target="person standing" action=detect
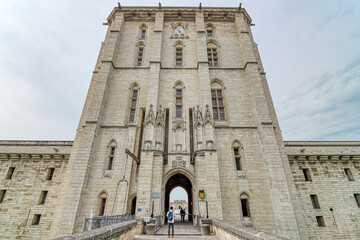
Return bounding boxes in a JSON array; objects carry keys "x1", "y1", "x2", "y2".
[
  {"x1": 180, "y1": 208, "x2": 185, "y2": 222},
  {"x1": 167, "y1": 206, "x2": 175, "y2": 238}
]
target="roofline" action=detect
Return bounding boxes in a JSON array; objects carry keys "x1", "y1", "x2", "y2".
[{"x1": 0, "y1": 140, "x2": 74, "y2": 146}]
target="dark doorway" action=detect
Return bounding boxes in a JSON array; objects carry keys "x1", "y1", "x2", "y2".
[
  {"x1": 165, "y1": 173, "x2": 193, "y2": 223},
  {"x1": 130, "y1": 197, "x2": 137, "y2": 215}
]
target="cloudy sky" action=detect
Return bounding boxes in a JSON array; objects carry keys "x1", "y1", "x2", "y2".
[{"x1": 1, "y1": 0, "x2": 360, "y2": 143}]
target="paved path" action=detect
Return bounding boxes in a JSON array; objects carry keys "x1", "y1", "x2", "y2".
[{"x1": 135, "y1": 215, "x2": 218, "y2": 239}]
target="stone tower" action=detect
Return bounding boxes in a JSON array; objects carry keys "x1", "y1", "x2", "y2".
[{"x1": 54, "y1": 5, "x2": 302, "y2": 239}]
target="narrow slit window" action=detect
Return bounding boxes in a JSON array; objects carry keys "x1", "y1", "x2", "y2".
[
  {"x1": 234, "y1": 147, "x2": 241, "y2": 171},
  {"x1": 207, "y1": 28, "x2": 213, "y2": 36},
  {"x1": 207, "y1": 47, "x2": 218, "y2": 66},
  {"x1": 175, "y1": 89, "x2": 183, "y2": 118},
  {"x1": 108, "y1": 146, "x2": 115, "y2": 170},
  {"x1": 175, "y1": 47, "x2": 183, "y2": 66},
  {"x1": 38, "y1": 191, "x2": 48, "y2": 205},
  {"x1": 316, "y1": 216, "x2": 325, "y2": 227},
  {"x1": 303, "y1": 169, "x2": 312, "y2": 181},
  {"x1": 354, "y1": 194, "x2": 360, "y2": 207},
  {"x1": 137, "y1": 46, "x2": 144, "y2": 66},
  {"x1": 241, "y1": 199, "x2": 250, "y2": 217},
  {"x1": 310, "y1": 195, "x2": 320, "y2": 209},
  {"x1": 0, "y1": 190, "x2": 6, "y2": 204},
  {"x1": 129, "y1": 89, "x2": 138, "y2": 122},
  {"x1": 141, "y1": 28, "x2": 146, "y2": 39},
  {"x1": 211, "y1": 89, "x2": 225, "y2": 120},
  {"x1": 345, "y1": 168, "x2": 354, "y2": 181},
  {"x1": 32, "y1": 214, "x2": 41, "y2": 225},
  {"x1": 99, "y1": 197, "x2": 106, "y2": 216},
  {"x1": 5, "y1": 167, "x2": 15, "y2": 179},
  {"x1": 46, "y1": 168, "x2": 55, "y2": 181}
]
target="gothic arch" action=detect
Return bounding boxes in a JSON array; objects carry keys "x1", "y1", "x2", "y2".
[
  {"x1": 211, "y1": 78, "x2": 226, "y2": 89},
  {"x1": 173, "y1": 80, "x2": 185, "y2": 89},
  {"x1": 128, "y1": 81, "x2": 141, "y2": 90},
  {"x1": 239, "y1": 190, "x2": 252, "y2": 198},
  {"x1": 106, "y1": 137, "x2": 118, "y2": 147},
  {"x1": 173, "y1": 40, "x2": 185, "y2": 48},
  {"x1": 163, "y1": 168, "x2": 195, "y2": 187},
  {"x1": 97, "y1": 189, "x2": 109, "y2": 198},
  {"x1": 231, "y1": 139, "x2": 242, "y2": 148},
  {"x1": 207, "y1": 39, "x2": 220, "y2": 47}
]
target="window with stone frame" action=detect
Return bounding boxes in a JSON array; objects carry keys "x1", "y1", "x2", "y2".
[
  {"x1": 32, "y1": 214, "x2": 41, "y2": 225},
  {"x1": 207, "y1": 42, "x2": 218, "y2": 66},
  {"x1": 240, "y1": 193, "x2": 250, "y2": 217},
  {"x1": 344, "y1": 168, "x2": 354, "y2": 181},
  {"x1": 5, "y1": 167, "x2": 15, "y2": 179},
  {"x1": 316, "y1": 216, "x2": 325, "y2": 227},
  {"x1": 303, "y1": 168, "x2": 312, "y2": 181},
  {"x1": 107, "y1": 145, "x2": 115, "y2": 170},
  {"x1": 136, "y1": 44, "x2": 144, "y2": 66},
  {"x1": 0, "y1": 190, "x2": 6, "y2": 204},
  {"x1": 140, "y1": 27, "x2": 146, "y2": 39},
  {"x1": 206, "y1": 24, "x2": 214, "y2": 36},
  {"x1": 354, "y1": 194, "x2": 360, "y2": 207},
  {"x1": 129, "y1": 87, "x2": 139, "y2": 122},
  {"x1": 46, "y1": 168, "x2": 55, "y2": 181},
  {"x1": 310, "y1": 194, "x2": 320, "y2": 209},
  {"x1": 175, "y1": 89, "x2": 183, "y2": 118},
  {"x1": 175, "y1": 46, "x2": 183, "y2": 66},
  {"x1": 98, "y1": 192, "x2": 107, "y2": 216},
  {"x1": 232, "y1": 141, "x2": 243, "y2": 171},
  {"x1": 38, "y1": 191, "x2": 48, "y2": 205},
  {"x1": 211, "y1": 88, "x2": 225, "y2": 120}
]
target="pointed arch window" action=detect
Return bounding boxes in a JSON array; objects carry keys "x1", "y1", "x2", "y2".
[
  {"x1": 141, "y1": 28, "x2": 146, "y2": 39},
  {"x1": 211, "y1": 82, "x2": 225, "y2": 120},
  {"x1": 129, "y1": 86, "x2": 139, "y2": 122},
  {"x1": 207, "y1": 42, "x2": 218, "y2": 66},
  {"x1": 176, "y1": 46, "x2": 183, "y2": 66}
]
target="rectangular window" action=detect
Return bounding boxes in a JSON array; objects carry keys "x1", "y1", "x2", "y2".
[
  {"x1": 234, "y1": 148, "x2": 241, "y2": 171},
  {"x1": 207, "y1": 48, "x2": 218, "y2": 66},
  {"x1": 176, "y1": 48, "x2": 182, "y2": 66},
  {"x1": 175, "y1": 89, "x2": 182, "y2": 118},
  {"x1": 129, "y1": 90, "x2": 138, "y2": 122},
  {"x1": 354, "y1": 194, "x2": 360, "y2": 207},
  {"x1": 38, "y1": 191, "x2": 48, "y2": 205},
  {"x1": 303, "y1": 169, "x2": 312, "y2": 181},
  {"x1": 32, "y1": 214, "x2": 41, "y2": 225},
  {"x1": 108, "y1": 146, "x2": 115, "y2": 170},
  {"x1": 241, "y1": 199, "x2": 250, "y2": 217},
  {"x1": 316, "y1": 216, "x2": 325, "y2": 227},
  {"x1": 0, "y1": 190, "x2": 6, "y2": 204},
  {"x1": 5, "y1": 167, "x2": 15, "y2": 179},
  {"x1": 137, "y1": 47, "x2": 143, "y2": 66},
  {"x1": 211, "y1": 89, "x2": 225, "y2": 120},
  {"x1": 46, "y1": 168, "x2": 55, "y2": 180},
  {"x1": 99, "y1": 198, "x2": 106, "y2": 216},
  {"x1": 310, "y1": 195, "x2": 320, "y2": 209},
  {"x1": 345, "y1": 168, "x2": 354, "y2": 181}
]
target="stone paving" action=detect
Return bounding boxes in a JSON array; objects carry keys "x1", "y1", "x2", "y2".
[{"x1": 135, "y1": 216, "x2": 218, "y2": 239}]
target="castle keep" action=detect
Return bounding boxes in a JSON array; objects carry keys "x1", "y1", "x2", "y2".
[{"x1": 1, "y1": 5, "x2": 359, "y2": 240}]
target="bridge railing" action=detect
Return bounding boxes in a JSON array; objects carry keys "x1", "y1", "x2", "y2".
[
  {"x1": 196, "y1": 215, "x2": 204, "y2": 229},
  {"x1": 83, "y1": 214, "x2": 135, "y2": 232},
  {"x1": 154, "y1": 215, "x2": 161, "y2": 231}
]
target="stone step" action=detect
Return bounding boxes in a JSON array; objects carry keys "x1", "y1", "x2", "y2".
[{"x1": 134, "y1": 235, "x2": 218, "y2": 239}]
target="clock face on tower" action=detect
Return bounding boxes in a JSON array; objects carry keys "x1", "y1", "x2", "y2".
[{"x1": 174, "y1": 26, "x2": 185, "y2": 35}]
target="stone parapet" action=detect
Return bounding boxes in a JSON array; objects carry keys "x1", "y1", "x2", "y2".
[
  {"x1": 212, "y1": 219, "x2": 289, "y2": 240},
  {"x1": 54, "y1": 220, "x2": 139, "y2": 240}
]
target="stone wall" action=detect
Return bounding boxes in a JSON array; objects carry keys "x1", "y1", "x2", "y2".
[
  {"x1": 0, "y1": 140, "x2": 72, "y2": 239},
  {"x1": 285, "y1": 141, "x2": 360, "y2": 239}
]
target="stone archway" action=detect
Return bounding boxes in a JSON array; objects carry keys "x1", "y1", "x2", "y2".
[{"x1": 164, "y1": 173, "x2": 193, "y2": 223}]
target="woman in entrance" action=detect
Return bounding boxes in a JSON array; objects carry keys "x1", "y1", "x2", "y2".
[{"x1": 167, "y1": 206, "x2": 176, "y2": 238}]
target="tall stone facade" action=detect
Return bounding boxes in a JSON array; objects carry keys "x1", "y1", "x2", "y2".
[{"x1": 0, "y1": 5, "x2": 359, "y2": 240}]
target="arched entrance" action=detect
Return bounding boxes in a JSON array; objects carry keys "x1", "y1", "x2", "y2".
[
  {"x1": 130, "y1": 196, "x2": 137, "y2": 215},
  {"x1": 165, "y1": 173, "x2": 193, "y2": 223}
]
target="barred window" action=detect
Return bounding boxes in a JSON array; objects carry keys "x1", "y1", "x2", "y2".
[
  {"x1": 176, "y1": 89, "x2": 183, "y2": 118},
  {"x1": 211, "y1": 89, "x2": 225, "y2": 120},
  {"x1": 136, "y1": 45, "x2": 144, "y2": 66},
  {"x1": 176, "y1": 47, "x2": 183, "y2": 66},
  {"x1": 129, "y1": 88, "x2": 138, "y2": 122},
  {"x1": 141, "y1": 28, "x2": 146, "y2": 39}
]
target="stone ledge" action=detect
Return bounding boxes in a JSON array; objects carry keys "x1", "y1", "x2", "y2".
[
  {"x1": 212, "y1": 219, "x2": 289, "y2": 240},
  {"x1": 54, "y1": 220, "x2": 137, "y2": 240}
]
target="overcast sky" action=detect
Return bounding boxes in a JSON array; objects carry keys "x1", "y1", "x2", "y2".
[{"x1": 1, "y1": 0, "x2": 359, "y2": 142}]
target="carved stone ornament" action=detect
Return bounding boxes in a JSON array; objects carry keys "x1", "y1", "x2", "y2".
[
  {"x1": 145, "y1": 104, "x2": 155, "y2": 125},
  {"x1": 204, "y1": 104, "x2": 213, "y2": 125},
  {"x1": 172, "y1": 160, "x2": 186, "y2": 168},
  {"x1": 155, "y1": 105, "x2": 165, "y2": 126},
  {"x1": 193, "y1": 105, "x2": 203, "y2": 127}
]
